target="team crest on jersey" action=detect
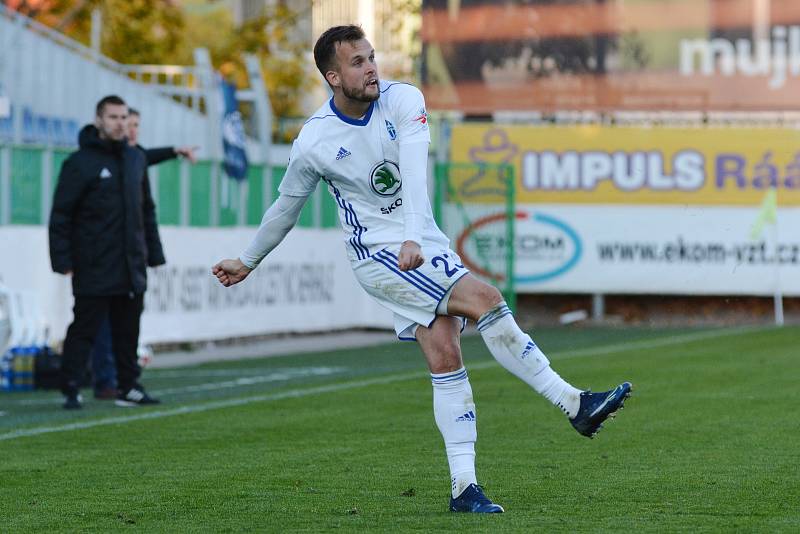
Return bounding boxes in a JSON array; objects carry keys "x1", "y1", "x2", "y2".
[
  {"x1": 385, "y1": 120, "x2": 397, "y2": 140},
  {"x1": 370, "y1": 160, "x2": 402, "y2": 197}
]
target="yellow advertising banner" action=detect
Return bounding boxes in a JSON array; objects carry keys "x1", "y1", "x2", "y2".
[{"x1": 450, "y1": 125, "x2": 800, "y2": 206}]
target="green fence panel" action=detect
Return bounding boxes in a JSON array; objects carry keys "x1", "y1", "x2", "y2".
[
  {"x1": 297, "y1": 192, "x2": 314, "y2": 228},
  {"x1": 270, "y1": 166, "x2": 283, "y2": 200},
  {"x1": 156, "y1": 160, "x2": 181, "y2": 225},
  {"x1": 10, "y1": 147, "x2": 42, "y2": 224},
  {"x1": 1, "y1": 147, "x2": 330, "y2": 229},
  {"x1": 246, "y1": 164, "x2": 265, "y2": 226},
  {"x1": 51, "y1": 149, "x2": 71, "y2": 197},
  {"x1": 189, "y1": 162, "x2": 212, "y2": 227},
  {"x1": 269, "y1": 164, "x2": 316, "y2": 227}
]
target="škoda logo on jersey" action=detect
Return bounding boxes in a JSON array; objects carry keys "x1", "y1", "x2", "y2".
[{"x1": 370, "y1": 160, "x2": 402, "y2": 197}]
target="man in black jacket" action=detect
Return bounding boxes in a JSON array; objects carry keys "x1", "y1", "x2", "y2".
[
  {"x1": 89, "y1": 107, "x2": 197, "y2": 400},
  {"x1": 49, "y1": 95, "x2": 165, "y2": 410}
]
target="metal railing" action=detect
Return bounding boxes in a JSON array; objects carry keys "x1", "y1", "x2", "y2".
[
  {"x1": 0, "y1": 144, "x2": 340, "y2": 229},
  {"x1": 0, "y1": 5, "x2": 275, "y2": 164}
]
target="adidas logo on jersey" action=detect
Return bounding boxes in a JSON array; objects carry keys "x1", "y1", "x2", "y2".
[
  {"x1": 335, "y1": 147, "x2": 351, "y2": 160},
  {"x1": 455, "y1": 410, "x2": 476, "y2": 422}
]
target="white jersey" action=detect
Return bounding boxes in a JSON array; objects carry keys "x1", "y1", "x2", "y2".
[{"x1": 278, "y1": 80, "x2": 450, "y2": 262}]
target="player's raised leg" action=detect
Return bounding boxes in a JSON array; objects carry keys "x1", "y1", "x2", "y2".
[
  {"x1": 415, "y1": 316, "x2": 504, "y2": 513},
  {"x1": 446, "y1": 274, "x2": 631, "y2": 438}
]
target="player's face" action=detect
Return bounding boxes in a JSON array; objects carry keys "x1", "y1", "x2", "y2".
[
  {"x1": 331, "y1": 38, "x2": 379, "y2": 103},
  {"x1": 95, "y1": 103, "x2": 128, "y2": 141},
  {"x1": 127, "y1": 114, "x2": 140, "y2": 146}
]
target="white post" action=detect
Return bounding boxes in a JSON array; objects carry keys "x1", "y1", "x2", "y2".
[
  {"x1": 243, "y1": 54, "x2": 272, "y2": 166},
  {"x1": 592, "y1": 293, "x2": 605, "y2": 322},
  {"x1": 772, "y1": 220, "x2": 784, "y2": 326},
  {"x1": 90, "y1": 9, "x2": 102, "y2": 61},
  {"x1": 10, "y1": 16, "x2": 24, "y2": 145},
  {"x1": 193, "y1": 48, "x2": 223, "y2": 162}
]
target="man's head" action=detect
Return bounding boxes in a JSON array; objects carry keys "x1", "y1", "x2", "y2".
[
  {"x1": 94, "y1": 95, "x2": 128, "y2": 141},
  {"x1": 127, "y1": 108, "x2": 141, "y2": 146},
  {"x1": 313, "y1": 25, "x2": 379, "y2": 103}
]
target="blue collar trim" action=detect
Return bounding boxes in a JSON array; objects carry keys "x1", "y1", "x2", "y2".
[{"x1": 329, "y1": 98, "x2": 375, "y2": 126}]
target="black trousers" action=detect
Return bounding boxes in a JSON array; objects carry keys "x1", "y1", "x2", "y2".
[{"x1": 61, "y1": 293, "x2": 144, "y2": 394}]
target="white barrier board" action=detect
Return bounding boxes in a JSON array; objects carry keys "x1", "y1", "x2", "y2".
[
  {"x1": 0, "y1": 226, "x2": 393, "y2": 345},
  {"x1": 449, "y1": 205, "x2": 800, "y2": 295}
]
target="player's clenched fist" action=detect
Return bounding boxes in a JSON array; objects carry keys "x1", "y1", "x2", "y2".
[
  {"x1": 212, "y1": 258, "x2": 252, "y2": 287},
  {"x1": 398, "y1": 240, "x2": 424, "y2": 271}
]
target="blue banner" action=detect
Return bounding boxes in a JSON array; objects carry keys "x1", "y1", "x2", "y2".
[{"x1": 220, "y1": 78, "x2": 248, "y2": 181}]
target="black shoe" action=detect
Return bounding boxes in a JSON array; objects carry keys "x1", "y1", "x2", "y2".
[
  {"x1": 449, "y1": 484, "x2": 504, "y2": 513},
  {"x1": 115, "y1": 386, "x2": 160, "y2": 407},
  {"x1": 570, "y1": 382, "x2": 632, "y2": 438},
  {"x1": 63, "y1": 392, "x2": 83, "y2": 410}
]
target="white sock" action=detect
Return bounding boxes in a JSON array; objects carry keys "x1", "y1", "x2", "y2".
[
  {"x1": 431, "y1": 367, "x2": 478, "y2": 498},
  {"x1": 477, "y1": 302, "x2": 582, "y2": 418}
]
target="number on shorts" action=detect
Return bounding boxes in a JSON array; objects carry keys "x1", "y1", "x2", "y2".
[{"x1": 431, "y1": 253, "x2": 464, "y2": 278}]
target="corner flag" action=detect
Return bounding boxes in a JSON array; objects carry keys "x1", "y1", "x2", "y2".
[{"x1": 750, "y1": 188, "x2": 777, "y2": 240}]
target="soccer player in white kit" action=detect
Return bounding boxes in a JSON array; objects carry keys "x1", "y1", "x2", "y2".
[{"x1": 213, "y1": 25, "x2": 632, "y2": 513}]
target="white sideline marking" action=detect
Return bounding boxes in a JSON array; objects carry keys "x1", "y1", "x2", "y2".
[
  {"x1": 0, "y1": 371, "x2": 430, "y2": 442},
  {"x1": 149, "y1": 366, "x2": 345, "y2": 396},
  {"x1": 0, "y1": 326, "x2": 766, "y2": 442},
  {"x1": 5, "y1": 366, "x2": 349, "y2": 406},
  {"x1": 549, "y1": 326, "x2": 769, "y2": 360},
  {"x1": 148, "y1": 368, "x2": 320, "y2": 378}
]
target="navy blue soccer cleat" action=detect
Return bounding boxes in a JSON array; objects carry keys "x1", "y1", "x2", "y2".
[
  {"x1": 449, "y1": 484, "x2": 504, "y2": 513},
  {"x1": 570, "y1": 382, "x2": 632, "y2": 438}
]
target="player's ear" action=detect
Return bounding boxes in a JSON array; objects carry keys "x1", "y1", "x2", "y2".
[{"x1": 325, "y1": 69, "x2": 340, "y2": 88}]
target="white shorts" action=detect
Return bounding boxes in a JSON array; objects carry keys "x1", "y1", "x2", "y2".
[{"x1": 353, "y1": 245, "x2": 469, "y2": 341}]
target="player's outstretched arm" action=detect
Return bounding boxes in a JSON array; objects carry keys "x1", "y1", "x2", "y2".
[
  {"x1": 212, "y1": 259, "x2": 252, "y2": 287},
  {"x1": 212, "y1": 194, "x2": 308, "y2": 287}
]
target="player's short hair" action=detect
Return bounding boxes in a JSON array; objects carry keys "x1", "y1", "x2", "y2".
[
  {"x1": 313, "y1": 25, "x2": 365, "y2": 80},
  {"x1": 96, "y1": 95, "x2": 126, "y2": 117},
  {"x1": 128, "y1": 107, "x2": 140, "y2": 117}
]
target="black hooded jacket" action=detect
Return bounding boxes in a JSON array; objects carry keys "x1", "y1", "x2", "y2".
[{"x1": 48, "y1": 125, "x2": 166, "y2": 296}]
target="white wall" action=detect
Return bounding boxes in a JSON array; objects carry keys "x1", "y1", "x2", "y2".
[{"x1": 0, "y1": 226, "x2": 393, "y2": 346}]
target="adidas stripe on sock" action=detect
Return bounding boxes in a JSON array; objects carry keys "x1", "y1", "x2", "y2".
[{"x1": 477, "y1": 303, "x2": 582, "y2": 418}]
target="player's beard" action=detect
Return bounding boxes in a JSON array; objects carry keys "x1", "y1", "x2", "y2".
[{"x1": 342, "y1": 82, "x2": 379, "y2": 103}]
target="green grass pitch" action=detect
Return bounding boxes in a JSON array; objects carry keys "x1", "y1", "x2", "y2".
[{"x1": 1, "y1": 325, "x2": 798, "y2": 532}]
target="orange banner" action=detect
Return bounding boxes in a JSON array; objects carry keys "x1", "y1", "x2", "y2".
[{"x1": 421, "y1": 0, "x2": 800, "y2": 112}]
